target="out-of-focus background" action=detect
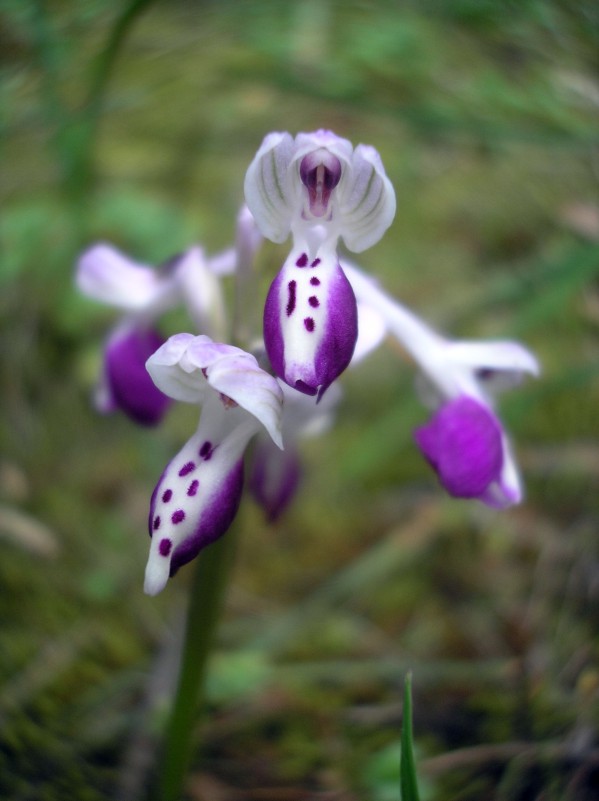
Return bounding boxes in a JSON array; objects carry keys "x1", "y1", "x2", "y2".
[{"x1": 1, "y1": 1, "x2": 599, "y2": 799}]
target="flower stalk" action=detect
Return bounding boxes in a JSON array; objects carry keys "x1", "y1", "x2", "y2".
[{"x1": 156, "y1": 527, "x2": 237, "y2": 801}]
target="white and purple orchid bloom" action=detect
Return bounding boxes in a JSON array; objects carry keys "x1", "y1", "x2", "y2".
[
  {"x1": 76, "y1": 242, "x2": 236, "y2": 425},
  {"x1": 143, "y1": 334, "x2": 283, "y2": 595},
  {"x1": 343, "y1": 262, "x2": 540, "y2": 508},
  {"x1": 244, "y1": 130, "x2": 396, "y2": 401}
]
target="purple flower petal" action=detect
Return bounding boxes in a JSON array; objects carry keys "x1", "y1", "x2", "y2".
[
  {"x1": 105, "y1": 327, "x2": 170, "y2": 426},
  {"x1": 414, "y1": 396, "x2": 504, "y2": 499},
  {"x1": 263, "y1": 251, "x2": 358, "y2": 400}
]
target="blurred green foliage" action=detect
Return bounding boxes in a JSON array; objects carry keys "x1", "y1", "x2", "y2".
[{"x1": 1, "y1": 0, "x2": 599, "y2": 798}]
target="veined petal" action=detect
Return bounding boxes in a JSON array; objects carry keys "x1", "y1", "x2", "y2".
[
  {"x1": 144, "y1": 398, "x2": 253, "y2": 595},
  {"x1": 336, "y1": 144, "x2": 396, "y2": 252},
  {"x1": 103, "y1": 325, "x2": 171, "y2": 426},
  {"x1": 244, "y1": 132, "x2": 297, "y2": 243},
  {"x1": 77, "y1": 244, "x2": 169, "y2": 310},
  {"x1": 264, "y1": 248, "x2": 358, "y2": 400}
]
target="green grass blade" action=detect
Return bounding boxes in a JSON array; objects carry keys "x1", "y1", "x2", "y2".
[{"x1": 400, "y1": 673, "x2": 421, "y2": 801}]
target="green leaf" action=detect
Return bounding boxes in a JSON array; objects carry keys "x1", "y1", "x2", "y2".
[{"x1": 400, "y1": 673, "x2": 421, "y2": 801}]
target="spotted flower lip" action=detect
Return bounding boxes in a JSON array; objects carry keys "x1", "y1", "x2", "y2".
[
  {"x1": 263, "y1": 245, "x2": 358, "y2": 400},
  {"x1": 143, "y1": 335, "x2": 285, "y2": 595}
]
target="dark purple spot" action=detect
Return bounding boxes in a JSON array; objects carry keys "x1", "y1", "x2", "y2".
[
  {"x1": 308, "y1": 295, "x2": 319, "y2": 308},
  {"x1": 295, "y1": 253, "x2": 308, "y2": 267},
  {"x1": 286, "y1": 280, "x2": 297, "y2": 316},
  {"x1": 161, "y1": 489, "x2": 172, "y2": 503},
  {"x1": 199, "y1": 441, "x2": 214, "y2": 460},
  {"x1": 304, "y1": 317, "x2": 315, "y2": 332},
  {"x1": 310, "y1": 276, "x2": 320, "y2": 286},
  {"x1": 178, "y1": 461, "x2": 196, "y2": 477},
  {"x1": 187, "y1": 479, "x2": 199, "y2": 497},
  {"x1": 153, "y1": 515, "x2": 161, "y2": 531},
  {"x1": 310, "y1": 258, "x2": 321, "y2": 267},
  {"x1": 159, "y1": 538, "x2": 172, "y2": 557},
  {"x1": 171, "y1": 509, "x2": 185, "y2": 524}
]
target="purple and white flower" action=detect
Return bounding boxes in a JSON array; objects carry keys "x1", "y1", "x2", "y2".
[
  {"x1": 244, "y1": 130, "x2": 396, "y2": 400},
  {"x1": 76, "y1": 243, "x2": 235, "y2": 425},
  {"x1": 343, "y1": 261, "x2": 540, "y2": 507},
  {"x1": 143, "y1": 334, "x2": 283, "y2": 595}
]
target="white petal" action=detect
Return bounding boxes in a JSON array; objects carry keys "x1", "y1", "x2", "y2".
[
  {"x1": 291, "y1": 130, "x2": 353, "y2": 169},
  {"x1": 146, "y1": 333, "x2": 208, "y2": 403},
  {"x1": 206, "y1": 246, "x2": 236, "y2": 276},
  {"x1": 175, "y1": 247, "x2": 226, "y2": 338},
  {"x1": 195, "y1": 348, "x2": 284, "y2": 449},
  {"x1": 244, "y1": 132, "x2": 297, "y2": 243},
  {"x1": 76, "y1": 244, "x2": 165, "y2": 310},
  {"x1": 448, "y1": 341, "x2": 541, "y2": 377},
  {"x1": 352, "y1": 302, "x2": 388, "y2": 364},
  {"x1": 337, "y1": 145, "x2": 396, "y2": 252},
  {"x1": 482, "y1": 435, "x2": 523, "y2": 509}
]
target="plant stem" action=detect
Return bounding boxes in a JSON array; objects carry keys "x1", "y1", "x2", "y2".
[{"x1": 158, "y1": 530, "x2": 237, "y2": 801}]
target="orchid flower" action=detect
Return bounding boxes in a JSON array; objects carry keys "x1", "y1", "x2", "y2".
[
  {"x1": 244, "y1": 130, "x2": 396, "y2": 400},
  {"x1": 343, "y1": 262, "x2": 540, "y2": 508},
  {"x1": 143, "y1": 334, "x2": 283, "y2": 595},
  {"x1": 76, "y1": 242, "x2": 234, "y2": 425}
]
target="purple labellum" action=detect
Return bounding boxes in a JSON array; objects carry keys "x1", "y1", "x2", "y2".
[
  {"x1": 169, "y1": 460, "x2": 245, "y2": 575},
  {"x1": 414, "y1": 395, "x2": 504, "y2": 499},
  {"x1": 263, "y1": 257, "x2": 358, "y2": 401},
  {"x1": 105, "y1": 327, "x2": 171, "y2": 426}
]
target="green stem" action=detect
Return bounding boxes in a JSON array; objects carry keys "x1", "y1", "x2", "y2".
[
  {"x1": 31, "y1": 0, "x2": 155, "y2": 211},
  {"x1": 158, "y1": 530, "x2": 237, "y2": 801}
]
